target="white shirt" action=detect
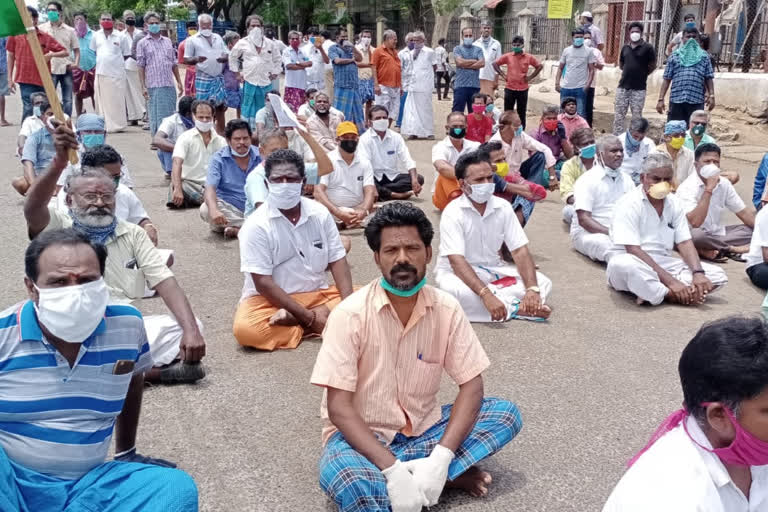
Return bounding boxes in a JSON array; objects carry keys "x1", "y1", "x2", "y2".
[
  {"x1": 618, "y1": 133, "x2": 656, "y2": 183},
  {"x1": 431, "y1": 137, "x2": 480, "y2": 194},
  {"x1": 322, "y1": 39, "x2": 334, "y2": 71},
  {"x1": 171, "y1": 128, "x2": 228, "y2": 185},
  {"x1": 409, "y1": 46, "x2": 436, "y2": 93},
  {"x1": 89, "y1": 30, "x2": 131, "y2": 79},
  {"x1": 746, "y1": 207, "x2": 768, "y2": 269},
  {"x1": 358, "y1": 128, "x2": 415, "y2": 181},
  {"x1": 302, "y1": 44, "x2": 325, "y2": 84},
  {"x1": 157, "y1": 113, "x2": 191, "y2": 145},
  {"x1": 229, "y1": 36, "x2": 281, "y2": 87},
  {"x1": 399, "y1": 48, "x2": 414, "y2": 91},
  {"x1": 19, "y1": 116, "x2": 44, "y2": 138},
  {"x1": 610, "y1": 185, "x2": 692, "y2": 256},
  {"x1": 572, "y1": 166, "x2": 635, "y2": 232},
  {"x1": 434, "y1": 45, "x2": 447, "y2": 72},
  {"x1": 320, "y1": 149, "x2": 375, "y2": 208},
  {"x1": 603, "y1": 416, "x2": 768, "y2": 512},
  {"x1": 184, "y1": 32, "x2": 228, "y2": 77},
  {"x1": 437, "y1": 195, "x2": 528, "y2": 273},
  {"x1": 489, "y1": 131, "x2": 557, "y2": 171},
  {"x1": 282, "y1": 47, "x2": 308, "y2": 89},
  {"x1": 56, "y1": 183, "x2": 148, "y2": 225},
  {"x1": 239, "y1": 197, "x2": 347, "y2": 300},
  {"x1": 676, "y1": 173, "x2": 746, "y2": 237},
  {"x1": 473, "y1": 37, "x2": 502, "y2": 81}
]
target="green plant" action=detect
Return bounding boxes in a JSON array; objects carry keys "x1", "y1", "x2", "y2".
[{"x1": 167, "y1": 5, "x2": 191, "y2": 20}]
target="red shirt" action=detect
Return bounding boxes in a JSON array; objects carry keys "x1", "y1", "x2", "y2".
[
  {"x1": 493, "y1": 52, "x2": 540, "y2": 91},
  {"x1": 7, "y1": 30, "x2": 66, "y2": 86},
  {"x1": 466, "y1": 114, "x2": 493, "y2": 143}
]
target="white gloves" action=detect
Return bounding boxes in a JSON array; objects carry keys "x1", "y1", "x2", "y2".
[
  {"x1": 402, "y1": 444, "x2": 455, "y2": 506},
  {"x1": 382, "y1": 459, "x2": 428, "y2": 512}
]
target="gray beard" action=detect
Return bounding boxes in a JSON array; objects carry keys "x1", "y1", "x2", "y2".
[{"x1": 71, "y1": 207, "x2": 115, "y2": 227}]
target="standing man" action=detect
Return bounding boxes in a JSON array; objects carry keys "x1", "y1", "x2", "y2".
[
  {"x1": 137, "y1": 12, "x2": 184, "y2": 137},
  {"x1": 555, "y1": 28, "x2": 595, "y2": 118},
  {"x1": 667, "y1": 13, "x2": 697, "y2": 55},
  {"x1": 0, "y1": 37, "x2": 9, "y2": 126},
  {"x1": 356, "y1": 29, "x2": 375, "y2": 123},
  {"x1": 312, "y1": 202, "x2": 523, "y2": 510},
  {"x1": 613, "y1": 22, "x2": 656, "y2": 135},
  {"x1": 474, "y1": 20, "x2": 501, "y2": 96},
  {"x1": 40, "y1": 1, "x2": 79, "y2": 117},
  {"x1": 303, "y1": 28, "x2": 329, "y2": 92},
  {"x1": 72, "y1": 12, "x2": 96, "y2": 117},
  {"x1": 328, "y1": 29, "x2": 364, "y2": 132},
  {"x1": 184, "y1": 14, "x2": 230, "y2": 134},
  {"x1": 396, "y1": 33, "x2": 414, "y2": 129},
  {"x1": 372, "y1": 30, "x2": 401, "y2": 124},
  {"x1": 582, "y1": 30, "x2": 604, "y2": 127},
  {"x1": 7, "y1": 7, "x2": 67, "y2": 122},
  {"x1": 322, "y1": 30, "x2": 335, "y2": 101},
  {"x1": 452, "y1": 27, "x2": 484, "y2": 114},
  {"x1": 580, "y1": 11, "x2": 604, "y2": 51},
  {"x1": 122, "y1": 10, "x2": 145, "y2": 126},
  {"x1": 264, "y1": 27, "x2": 285, "y2": 92},
  {"x1": 434, "y1": 38, "x2": 450, "y2": 101},
  {"x1": 230, "y1": 15, "x2": 281, "y2": 131},
  {"x1": 283, "y1": 31, "x2": 312, "y2": 112},
  {"x1": 492, "y1": 35, "x2": 542, "y2": 129},
  {"x1": 89, "y1": 12, "x2": 131, "y2": 132},
  {"x1": 401, "y1": 31, "x2": 436, "y2": 140},
  {"x1": 657, "y1": 28, "x2": 715, "y2": 123}
]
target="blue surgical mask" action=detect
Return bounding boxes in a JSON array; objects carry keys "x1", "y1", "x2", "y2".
[
  {"x1": 580, "y1": 143, "x2": 597, "y2": 159},
  {"x1": 515, "y1": 125, "x2": 523, "y2": 137},
  {"x1": 82, "y1": 133, "x2": 105, "y2": 148},
  {"x1": 33, "y1": 106, "x2": 42, "y2": 117},
  {"x1": 380, "y1": 276, "x2": 426, "y2": 298},
  {"x1": 407, "y1": 42, "x2": 415, "y2": 50},
  {"x1": 463, "y1": 37, "x2": 473, "y2": 46},
  {"x1": 148, "y1": 24, "x2": 161, "y2": 34},
  {"x1": 309, "y1": 36, "x2": 315, "y2": 44},
  {"x1": 573, "y1": 37, "x2": 584, "y2": 47},
  {"x1": 685, "y1": 21, "x2": 696, "y2": 29}
]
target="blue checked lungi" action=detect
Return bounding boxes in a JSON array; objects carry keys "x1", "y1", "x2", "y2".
[
  {"x1": 147, "y1": 86, "x2": 177, "y2": 137},
  {"x1": 319, "y1": 397, "x2": 521, "y2": 512},
  {"x1": 358, "y1": 78, "x2": 374, "y2": 103},
  {"x1": 194, "y1": 73, "x2": 227, "y2": 106},
  {"x1": 0, "y1": 444, "x2": 198, "y2": 512},
  {"x1": 333, "y1": 86, "x2": 365, "y2": 132},
  {"x1": 226, "y1": 87, "x2": 243, "y2": 109},
  {"x1": 242, "y1": 81, "x2": 271, "y2": 130},
  {"x1": 512, "y1": 196, "x2": 535, "y2": 225}
]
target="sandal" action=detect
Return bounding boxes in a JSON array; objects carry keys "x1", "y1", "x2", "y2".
[{"x1": 725, "y1": 252, "x2": 747, "y2": 262}]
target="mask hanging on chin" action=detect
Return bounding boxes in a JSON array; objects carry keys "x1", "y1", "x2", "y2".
[
  {"x1": 34, "y1": 279, "x2": 110, "y2": 343},
  {"x1": 380, "y1": 276, "x2": 426, "y2": 298}
]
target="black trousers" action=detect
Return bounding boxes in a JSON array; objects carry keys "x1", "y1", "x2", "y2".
[
  {"x1": 504, "y1": 89, "x2": 529, "y2": 129},
  {"x1": 668, "y1": 102, "x2": 705, "y2": 124},
  {"x1": 435, "y1": 71, "x2": 450, "y2": 100},
  {"x1": 585, "y1": 87, "x2": 595, "y2": 127},
  {"x1": 375, "y1": 173, "x2": 425, "y2": 201},
  {"x1": 747, "y1": 263, "x2": 768, "y2": 290}
]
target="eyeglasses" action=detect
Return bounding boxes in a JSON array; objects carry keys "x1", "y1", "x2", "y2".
[{"x1": 78, "y1": 192, "x2": 115, "y2": 203}]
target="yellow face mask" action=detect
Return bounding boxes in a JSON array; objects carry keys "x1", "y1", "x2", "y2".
[
  {"x1": 648, "y1": 181, "x2": 672, "y2": 200},
  {"x1": 668, "y1": 136, "x2": 685, "y2": 150},
  {"x1": 495, "y1": 162, "x2": 509, "y2": 177}
]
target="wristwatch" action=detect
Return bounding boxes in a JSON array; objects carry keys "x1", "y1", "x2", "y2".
[{"x1": 526, "y1": 286, "x2": 541, "y2": 294}]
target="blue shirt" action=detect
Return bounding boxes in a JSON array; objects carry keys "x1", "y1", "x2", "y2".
[
  {"x1": 328, "y1": 44, "x2": 359, "y2": 89},
  {"x1": 206, "y1": 145, "x2": 261, "y2": 212},
  {"x1": 21, "y1": 127, "x2": 56, "y2": 175},
  {"x1": 753, "y1": 153, "x2": 768, "y2": 209},
  {"x1": 0, "y1": 38, "x2": 7, "y2": 74},
  {"x1": 663, "y1": 54, "x2": 714, "y2": 105},
  {"x1": 0, "y1": 300, "x2": 152, "y2": 479},
  {"x1": 452, "y1": 43, "x2": 483, "y2": 89},
  {"x1": 78, "y1": 30, "x2": 96, "y2": 71}
]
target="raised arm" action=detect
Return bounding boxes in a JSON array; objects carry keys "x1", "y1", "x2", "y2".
[{"x1": 297, "y1": 127, "x2": 333, "y2": 176}]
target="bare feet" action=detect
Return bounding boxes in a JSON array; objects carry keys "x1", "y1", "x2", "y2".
[
  {"x1": 446, "y1": 467, "x2": 492, "y2": 498},
  {"x1": 729, "y1": 244, "x2": 749, "y2": 254},
  {"x1": 0, "y1": 120, "x2": 11, "y2": 127},
  {"x1": 390, "y1": 191, "x2": 413, "y2": 200},
  {"x1": 224, "y1": 226, "x2": 240, "y2": 239},
  {"x1": 269, "y1": 308, "x2": 299, "y2": 326},
  {"x1": 535, "y1": 304, "x2": 552, "y2": 319}
]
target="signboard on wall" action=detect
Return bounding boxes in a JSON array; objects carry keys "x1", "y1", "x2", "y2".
[{"x1": 548, "y1": 0, "x2": 573, "y2": 19}]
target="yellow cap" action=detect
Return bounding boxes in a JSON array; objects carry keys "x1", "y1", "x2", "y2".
[{"x1": 336, "y1": 121, "x2": 358, "y2": 137}]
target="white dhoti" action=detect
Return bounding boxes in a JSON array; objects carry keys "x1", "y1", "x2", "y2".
[
  {"x1": 571, "y1": 228, "x2": 613, "y2": 262},
  {"x1": 143, "y1": 314, "x2": 205, "y2": 366},
  {"x1": 401, "y1": 91, "x2": 433, "y2": 138},
  {"x1": 562, "y1": 204, "x2": 575, "y2": 225},
  {"x1": 435, "y1": 264, "x2": 552, "y2": 323},
  {"x1": 94, "y1": 74, "x2": 128, "y2": 133},
  {"x1": 606, "y1": 253, "x2": 728, "y2": 306},
  {"x1": 125, "y1": 67, "x2": 146, "y2": 121},
  {"x1": 374, "y1": 85, "x2": 401, "y2": 121}
]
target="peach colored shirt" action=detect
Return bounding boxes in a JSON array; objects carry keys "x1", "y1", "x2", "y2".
[{"x1": 310, "y1": 280, "x2": 490, "y2": 445}]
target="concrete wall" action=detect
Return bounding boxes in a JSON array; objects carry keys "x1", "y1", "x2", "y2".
[{"x1": 537, "y1": 60, "x2": 768, "y2": 117}]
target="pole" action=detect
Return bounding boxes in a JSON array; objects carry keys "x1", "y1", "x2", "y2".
[{"x1": 13, "y1": 0, "x2": 77, "y2": 164}]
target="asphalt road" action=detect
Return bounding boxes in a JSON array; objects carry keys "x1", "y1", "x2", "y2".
[{"x1": 0, "y1": 95, "x2": 764, "y2": 512}]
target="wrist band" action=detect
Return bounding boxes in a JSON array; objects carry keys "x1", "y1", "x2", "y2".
[
  {"x1": 479, "y1": 287, "x2": 491, "y2": 297},
  {"x1": 692, "y1": 269, "x2": 706, "y2": 274},
  {"x1": 114, "y1": 446, "x2": 136, "y2": 458}
]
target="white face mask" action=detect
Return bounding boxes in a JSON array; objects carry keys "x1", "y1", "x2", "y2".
[
  {"x1": 700, "y1": 163, "x2": 720, "y2": 179},
  {"x1": 249, "y1": 27, "x2": 263, "y2": 46},
  {"x1": 361, "y1": 36, "x2": 371, "y2": 47},
  {"x1": 372, "y1": 119, "x2": 389, "y2": 132},
  {"x1": 231, "y1": 146, "x2": 250, "y2": 158},
  {"x1": 195, "y1": 119, "x2": 213, "y2": 132},
  {"x1": 468, "y1": 183, "x2": 495, "y2": 204},
  {"x1": 200, "y1": 29, "x2": 212, "y2": 37},
  {"x1": 268, "y1": 182, "x2": 303, "y2": 210},
  {"x1": 34, "y1": 278, "x2": 109, "y2": 343},
  {"x1": 630, "y1": 32, "x2": 642, "y2": 42},
  {"x1": 584, "y1": 39, "x2": 592, "y2": 47}
]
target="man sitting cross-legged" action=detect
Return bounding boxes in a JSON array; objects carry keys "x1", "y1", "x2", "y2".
[
  {"x1": 435, "y1": 151, "x2": 552, "y2": 322},
  {"x1": 675, "y1": 142, "x2": 755, "y2": 262},
  {"x1": 25, "y1": 121, "x2": 206, "y2": 383},
  {"x1": 233, "y1": 149, "x2": 354, "y2": 351},
  {"x1": 606, "y1": 152, "x2": 728, "y2": 305},
  {"x1": 0, "y1": 229, "x2": 198, "y2": 512},
  {"x1": 570, "y1": 135, "x2": 634, "y2": 262},
  {"x1": 311, "y1": 201, "x2": 523, "y2": 512}
]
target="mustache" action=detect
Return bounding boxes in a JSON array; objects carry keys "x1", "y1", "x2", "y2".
[{"x1": 390, "y1": 263, "x2": 418, "y2": 275}]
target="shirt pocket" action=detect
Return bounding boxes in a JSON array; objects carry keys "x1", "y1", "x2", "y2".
[
  {"x1": 307, "y1": 237, "x2": 330, "y2": 273},
  {"x1": 407, "y1": 359, "x2": 444, "y2": 409}
]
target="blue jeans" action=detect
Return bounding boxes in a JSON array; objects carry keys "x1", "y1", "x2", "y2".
[
  {"x1": 395, "y1": 91, "x2": 408, "y2": 127},
  {"x1": 559, "y1": 87, "x2": 587, "y2": 118},
  {"x1": 52, "y1": 71, "x2": 73, "y2": 116},
  {"x1": 521, "y1": 151, "x2": 548, "y2": 186},
  {"x1": 157, "y1": 150, "x2": 173, "y2": 175},
  {"x1": 19, "y1": 83, "x2": 45, "y2": 122},
  {"x1": 453, "y1": 86, "x2": 480, "y2": 114}
]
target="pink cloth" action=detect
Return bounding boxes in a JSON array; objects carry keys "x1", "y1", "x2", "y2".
[
  {"x1": 284, "y1": 87, "x2": 305, "y2": 113},
  {"x1": 627, "y1": 408, "x2": 687, "y2": 467}
]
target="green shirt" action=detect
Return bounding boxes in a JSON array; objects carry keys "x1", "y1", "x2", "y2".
[{"x1": 684, "y1": 131, "x2": 716, "y2": 150}]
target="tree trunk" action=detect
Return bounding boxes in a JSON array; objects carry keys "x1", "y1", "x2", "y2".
[{"x1": 431, "y1": 14, "x2": 452, "y2": 47}]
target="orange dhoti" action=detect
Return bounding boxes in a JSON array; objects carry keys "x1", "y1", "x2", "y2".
[
  {"x1": 232, "y1": 287, "x2": 343, "y2": 351},
  {"x1": 432, "y1": 175, "x2": 462, "y2": 210}
]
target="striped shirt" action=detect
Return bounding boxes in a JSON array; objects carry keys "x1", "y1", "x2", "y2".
[
  {"x1": 136, "y1": 34, "x2": 176, "y2": 89},
  {"x1": 311, "y1": 280, "x2": 490, "y2": 445},
  {"x1": 0, "y1": 300, "x2": 152, "y2": 479}
]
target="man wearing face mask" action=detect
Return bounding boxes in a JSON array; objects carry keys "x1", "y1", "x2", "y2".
[
  {"x1": 307, "y1": 91, "x2": 345, "y2": 151},
  {"x1": 359, "y1": 105, "x2": 423, "y2": 200},
  {"x1": 560, "y1": 127, "x2": 598, "y2": 224},
  {"x1": 581, "y1": 31, "x2": 604, "y2": 127},
  {"x1": 473, "y1": 20, "x2": 502, "y2": 96},
  {"x1": 372, "y1": 30, "x2": 402, "y2": 124},
  {"x1": 452, "y1": 28, "x2": 485, "y2": 114},
  {"x1": 604, "y1": 316, "x2": 768, "y2": 511},
  {"x1": 570, "y1": 135, "x2": 635, "y2": 262},
  {"x1": 657, "y1": 120, "x2": 696, "y2": 187},
  {"x1": 312, "y1": 202, "x2": 522, "y2": 511},
  {"x1": 684, "y1": 110, "x2": 716, "y2": 150},
  {"x1": 618, "y1": 117, "x2": 656, "y2": 185},
  {"x1": 169, "y1": 100, "x2": 227, "y2": 208},
  {"x1": 72, "y1": 11, "x2": 96, "y2": 117},
  {"x1": 19, "y1": 100, "x2": 57, "y2": 193},
  {"x1": 606, "y1": 152, "x2": 727, "y2": 306},
  {"x1": 580, "y1": 11, "x2": 604, "y2": 51},
  {"x1": 432, "y1": 112, "x2": 481, "y2": 210},
  {"x1": 16, "y1": 92, "x2": 55, "y2": 159},
  {"x1": 234, "y1": 149, "x2": 353, "y2": 351},
  {"x1": 315, "y1": 122, "x2": 376, "y2": 229},
  {"x1": 395, "y1": 33, "x2": 414, "y2": 128},
  {"x1": 89, "y1": 12, "x2": 132, "y2": 132},
  {"x1": 264, "y1": 27, "x2": 286, "y2": 92},
  {"x1": 491, "y1": 110, "x2": 557, "y2": 192},
  {"x1": 39, "y1": 1, "x2": 80, "y2": 118},
  {"x1": 676, "y1": 143, "x2": 755, "y2": 262},
  {"x1": 355, "y1": 29, "x2": 375, "y2": 124},
  {"x1": 401, "y1": 31, "x2": 436, "y2": 140},
  {"x1": 302, "y1": 28, "x2": 329, "y2": 93},
  {"x1": 555, "y1": 28, "x2": 596, "y2": 119},
  {"x1": 666, "y1": 13, "x2": 697, "y2": 56},
  {"x1": 0, "y1": 229, "x2": 199, "y2": 511},
  {"x1": 533, "y1": 104, "x2": 574, "y2": 167},
  {"x1": 283, "y1": 30, "x2": 312, "y2": 113},
  {"x1": 492, "y1": 35, "x2": 542, "y2": 129},
  {"x1": 436, "y1": 151, "x2": 552, "y2": 322},
  {"x1": 613, "y1": 23, "x2": 656, "y2": 135},
  {"x1": 557, "y1": 96, "x2": 589, "y2": 139},
  {"x1": 328, "y1": 28, "x2": 365, "y2": 132},
  {"x1": 121, "y1": 10, "x2": 147, "y2": 127}
]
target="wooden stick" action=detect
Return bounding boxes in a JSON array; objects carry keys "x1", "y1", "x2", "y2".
[{"x1": 13, "y1": 0, "x2": 77, "y2": 164}]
